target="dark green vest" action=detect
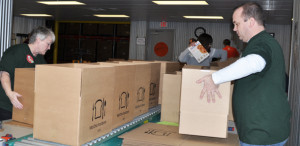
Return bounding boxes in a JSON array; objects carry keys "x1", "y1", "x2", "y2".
[{"x1": 233, "y1": 31, "x2": 291, "y2": 145}]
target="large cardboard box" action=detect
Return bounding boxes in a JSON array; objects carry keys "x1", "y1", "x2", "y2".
[
  {"x1": 96, "y1": 62, "x2": 136, "y2": 129},
  {"x1": 154, "y1": 61, "x2": 181, "y2": 104},
  {"x1": 12, "y1": 68, "x2": 35, "y2": 125},
  {"x1": 180, "y1": 66, "x2": 231, "y2": 138},
  {"x1": 160, "y1": 73, "x2": 182, "y2": 123},
  {"x1": 210, "y1": 57, "x2": 239, "y2": 69},
  {"x1": 118, "y1": 62, "x2": 151, "y2": 117},
  {"x1": 34, "y1": 64, "x2": 115, "y2": 146},
  {"x1": 228, "y1": 83, "x2": 234, "y2": 121},
  {"x1": 119, "y1": 123, "x2": 239, "y2": 146},
  {"x1": 131, "y1": 61, "x2": 161, "y2": 108}
]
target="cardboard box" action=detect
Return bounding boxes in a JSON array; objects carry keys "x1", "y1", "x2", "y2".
[
  {"x1": 161, "y1": 73, "x2": 182, "y2": 123},
  {"x1": 154, "y1": 61, "x2": 181, "y2": 104},
  {"x1": 34, "y1": 64, "x2": 115, "y2": 146},
  {"x1": 119, "y1": 123, "x2": 239, "y2": 146},
  {"x1": 228, "y1": 83, "x2": 234, "y2": 121},
  {"x1": 180, "y1": 66, "x2": 231, "y2": 138},
  {"x1": 12, "y1": 68, "x2": 35, "y2": 125},
  {"x1": 96, "y1": 62, "x2": 136, "y2": 129},
  {"x1": 118, "y1": 62, "x2": 151, "y2": 117},
  {"x1": 210, "y1": 57, "x2": 239, "y2": 69},
  {"x1": 131, "y1": 61, "x2": 161, "y2": 109}
]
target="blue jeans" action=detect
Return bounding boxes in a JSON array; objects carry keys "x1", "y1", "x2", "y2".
[{"x1": 240, "y1": 139, "x2": 288, "y2": 146}]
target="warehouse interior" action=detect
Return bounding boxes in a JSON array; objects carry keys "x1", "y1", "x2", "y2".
[{"x1": 0, "y1": 0, "x2": 300, "y2": 145}]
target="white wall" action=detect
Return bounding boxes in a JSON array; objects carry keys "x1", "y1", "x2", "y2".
[
  {"x1": 12, "y1": 16, "x2": 45, "y2": 45},
  {"x1": 129, "y1": 21, "x2": 291, "y2": 72}
]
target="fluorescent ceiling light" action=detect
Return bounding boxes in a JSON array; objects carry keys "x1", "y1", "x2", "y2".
[
  {"x1": 94, "y1": 14, "x2": 129, "y2": 18},
  {"x1": 37, "y1": 1, "x2": 85, "y2": 5},
  {"x1": 21, "y1": 14, "x2": 52, "y2": 17},
  {"x1": 184, "y1": 16, "x2": 224, "y2": 19},
  {"x1": 152, "y1": 1, "x2": 208, "y2": 5}
]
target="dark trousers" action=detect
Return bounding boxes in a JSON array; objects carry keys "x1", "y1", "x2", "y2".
[
  {"x1": 0, "y1": 108, "x2": 11, "y2": 129},
  {"x1": 0, "y1": 108, "x2": 12, "y2": 121}
]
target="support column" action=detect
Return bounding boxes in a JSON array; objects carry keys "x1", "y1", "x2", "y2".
[{"x1": 0, "y1": 0, "x2": 13, "y2": 58}]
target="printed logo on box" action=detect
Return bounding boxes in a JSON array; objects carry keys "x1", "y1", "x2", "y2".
[
  {"x1": 92, "y1": 98, "x2": 107, "y2": 121},
  {"x1": 137, "y1": 87, "x2": 145, "y2": 102},
  {"x1": 149, "y1": 83, "x2": 157, "y2": 96},
  {"x1": 144, "y1": 128, "x2": 175, "y2": 136},
  {"x1": 119, "y1": 92, "x2": 130, "y2": 109}
]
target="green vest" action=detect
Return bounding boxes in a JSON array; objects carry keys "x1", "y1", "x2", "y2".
[
  {"x1": 0, "y1": 44, "x2": 47, "y2": 112},
  {"x1": 233, "y1": 31, "x2": 291, "y2": 145}
]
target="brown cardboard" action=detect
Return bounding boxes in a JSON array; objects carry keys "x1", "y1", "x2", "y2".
[
  {"x1": 34, "y1": 64, "x2": 115, "y2": 146},
  {"x1": 210, "y1": 57, "x2": 239, "y2": 69},
  {"x1": 180, "y1": 67, "x2": 231, "y2": 138},
  {"x1": 161, "y1": 74, "x2": 182, "y2": 123},
  {"x1": 12, "y1": 68, "x2": 35, "y2": 125},
  {"x1": 154, "y1": 61, "x2": 181, "y2": 104},
  {"x1": 181, "y1": 133, "x2": 239, "y2": 146},
  {"x1": 131, "y1": 61, "x2": 161, "y2": 109},
  {"x1": 119, "y1": 123, "x2": 189, "y2": 146},
  {"x1": 96, "y1": 62, "x2": 136, "y2": 129},
  {"x1": 119, "y1": 123, "x2": 239, "y2": 146},
  {"x1": 118, "y1": 62, "x2": 151, "y2": 117},
  {"x1": 228, "y1": 83, "x2": 234, "y2": 121}
]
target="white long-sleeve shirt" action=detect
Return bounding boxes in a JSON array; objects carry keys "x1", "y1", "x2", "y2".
[{"x1": 212, "y1": 54, "x2": 266, "y2": 84}]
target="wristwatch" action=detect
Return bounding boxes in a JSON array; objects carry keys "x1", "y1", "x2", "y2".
[{"x1": 194, "y1": 27, "x2": 206, "y2": 38}]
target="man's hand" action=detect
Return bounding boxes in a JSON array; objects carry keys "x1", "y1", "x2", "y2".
[
  {"x1": 196, "y1": 75, "x2": 222, "y2": 103},
  {"x1": 7, "y1": 91, "x2": 23, "y2": 109}
]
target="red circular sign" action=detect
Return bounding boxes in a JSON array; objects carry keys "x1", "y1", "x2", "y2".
[{"x1": 154, "y1": 42, "x2": 168, "y2": 57}]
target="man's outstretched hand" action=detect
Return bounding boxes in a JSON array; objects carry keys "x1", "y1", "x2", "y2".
[{"x1": 196, "y1": 75, "x2": 222, "y2": 103}]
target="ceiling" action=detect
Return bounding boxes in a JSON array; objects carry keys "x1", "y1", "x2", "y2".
[{"x1": 13, "y1": 0, "x2": 293, "y2": 24}]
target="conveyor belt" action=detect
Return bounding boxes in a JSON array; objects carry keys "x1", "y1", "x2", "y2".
[{"x1": 6, "y1": 105, "x2": 161, "y2": 146}]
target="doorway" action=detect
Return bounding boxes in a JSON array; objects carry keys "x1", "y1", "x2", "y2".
[{"x1": 147, "y1": 29, "x2": 174, "y2": 61}]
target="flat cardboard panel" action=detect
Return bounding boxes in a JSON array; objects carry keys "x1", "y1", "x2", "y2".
[
  {"x1": 119, "y1": 123, "x2": 239, "y2": 146},
  {"x1": 161, "y1": 74, "x2": 182, "y2": 123},
  {"x1": 180, "y1": 67, "x2": 231, "y2": 138},
  {"x1": 34, "y1": 64, "x2": 115, "y2": 145},
  {"x1": 119, "y1": 123, "x2": 189, "y2": 145},
  {"x1": 181, "y1": 133, "x2": 239, "y2": 146},
  {"x1": 13, "y1": 68, "x2": 35, "y2": 125},
  {"x1": 97, "y1": 62, "x2": 135, "y2": 129},
  {"x1": 179, "y1": 112, "x2": 228, "y2": 138}
]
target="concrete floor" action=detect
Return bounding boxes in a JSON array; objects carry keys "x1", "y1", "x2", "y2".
[{"x1": 0, "y1": 120, "x2": 33, "y2": 139}]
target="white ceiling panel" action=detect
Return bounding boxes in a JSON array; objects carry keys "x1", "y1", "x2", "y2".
[{"x1": 13, "y1": 0, "x2": 293, "y2": 24}]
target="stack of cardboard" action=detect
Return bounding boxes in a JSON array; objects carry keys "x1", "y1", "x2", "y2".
[{"x1": 119, "y1": 123, "x2": 239, "y2": 146}]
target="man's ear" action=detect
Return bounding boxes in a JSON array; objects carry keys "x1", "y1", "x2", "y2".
[{"x1": 249, "y1": 17, "x2": 256, "y2": 28}]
